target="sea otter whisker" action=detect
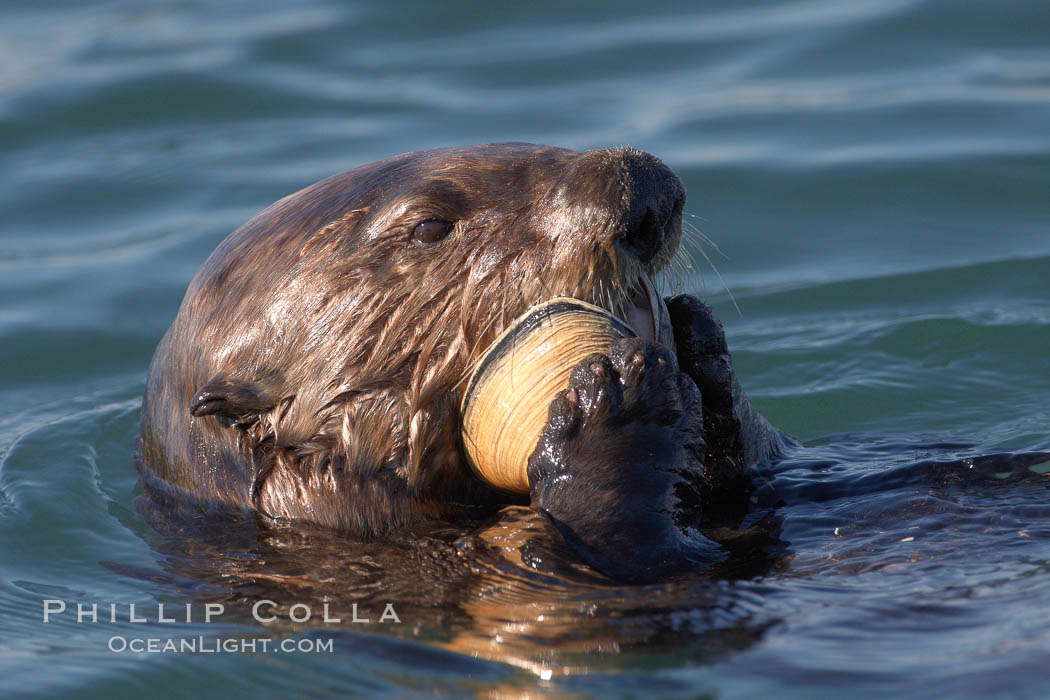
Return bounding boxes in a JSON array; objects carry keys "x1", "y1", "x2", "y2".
[
  {"x1": 680, "y1": 219, "x2": 739, "y2": 314},
  {"x1": 683, "y1": 213, "x2": 729, "y2": 260},
  {"x1": 659, "y1": 240, "x2": 693, "y2": 297}
]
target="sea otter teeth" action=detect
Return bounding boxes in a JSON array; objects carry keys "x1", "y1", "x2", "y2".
[
  {"x1": 615, "y1": 273, "x2": 677, "y2": 354},
  {"x1": 621, "y1": 273, "x2": 659, "y2": 341}
]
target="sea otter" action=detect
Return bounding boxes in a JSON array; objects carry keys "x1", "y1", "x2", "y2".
[{"x1": 138, "y1": 143, "x2": 782, "y2": 580}]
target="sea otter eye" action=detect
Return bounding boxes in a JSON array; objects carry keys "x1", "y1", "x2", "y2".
[{"x1": 412, "y1": 219, "x2": 454, "y2": 244}]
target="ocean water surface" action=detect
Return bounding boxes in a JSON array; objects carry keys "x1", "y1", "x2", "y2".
[{"x1": 2, "y1": 1, "x2": 1049, "y2": 698}]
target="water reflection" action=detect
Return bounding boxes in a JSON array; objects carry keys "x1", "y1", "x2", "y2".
[
  {"x1": 114, "y1": 439, "x2": 1050, "y2": 693},
  {"x1": 131, "y1": 496, "x2": 785, "y2": 678}
]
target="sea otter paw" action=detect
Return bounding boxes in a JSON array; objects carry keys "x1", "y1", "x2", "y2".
[
  {"x1": 664, "y1": 294, "x2": 735, "y2": 415},
  {"x1": 527, "y1": 337, "x2": 701, "y2": 481},
  {"x1": 524, "y1": 338, "x2": 711, "y2": 580},
  {"x1": 527, "y1": 338, "x2": 704, "y2": 511},
  {"x1": 664, "y1": 294, "x2": 784, "y2": 526}
]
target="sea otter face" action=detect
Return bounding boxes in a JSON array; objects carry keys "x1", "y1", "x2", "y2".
[
  {"x1": 141, "y1": 143, "x2": 688, "y2": 527},
  {"x1": 307, "y1": 143, "x2": 686, "y2": 350}
]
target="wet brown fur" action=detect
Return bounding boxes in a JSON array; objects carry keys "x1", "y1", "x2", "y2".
[{"x1": 138, "y1": 143, "x2": 686, "y2": 536}]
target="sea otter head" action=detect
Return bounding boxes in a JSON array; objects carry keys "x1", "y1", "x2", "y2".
[{"x1": 141, "y1": 143, "x2": 686, "y2": 526}]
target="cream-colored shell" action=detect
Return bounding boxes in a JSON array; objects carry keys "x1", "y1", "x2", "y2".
[{"x1": 460, "y1": 298, "x2": 635, "y2": 494}]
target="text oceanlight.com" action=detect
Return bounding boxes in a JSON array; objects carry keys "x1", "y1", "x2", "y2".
[
  {"x1": 107, "y1": 636, "x2": 334, "y2": 654},
  {"x1": 43, "y1": 600, "x2": 402, "y2": 654}
]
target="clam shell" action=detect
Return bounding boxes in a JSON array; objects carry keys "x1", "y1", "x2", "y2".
[{"x1": 460, "y1": 298, "x2": 636, "y2": 494}]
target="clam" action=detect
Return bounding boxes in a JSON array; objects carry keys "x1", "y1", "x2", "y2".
[{"x1": 461, "y1": 275, "x2": 674, "y2": 494}]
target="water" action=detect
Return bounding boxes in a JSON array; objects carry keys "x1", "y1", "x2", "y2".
[{"x1": 2, "y1": 0, "x2": 1049, "y2": 697}]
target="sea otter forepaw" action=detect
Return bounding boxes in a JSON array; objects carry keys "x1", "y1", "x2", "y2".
[
  {"x1": 527, "y1": 337, "x2": 701, "y2": 489},
  {"x1": 665, "y1": 294, "x2": 736, "y2": 413},
  {"x1": 606, "y1": 337, "x2": 685, "y2": 421},
  {"x1": 565, "y1": 352, "x2": 623, "y2": 426},
  {"x1": 525, "y1": 338, "x2": 711, "y2": 581},
  {"x1": 544, "y1": 338, "x2": 688, "y2": 437}
]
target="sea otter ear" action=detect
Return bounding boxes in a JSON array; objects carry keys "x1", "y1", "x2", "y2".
[{"x1": 190, "y1": 374, "x2": 276, "y2": 428}]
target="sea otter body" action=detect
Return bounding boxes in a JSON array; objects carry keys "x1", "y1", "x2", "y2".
[{"x1": 138, "y1": 143, "x2": 780, "y2": 579}]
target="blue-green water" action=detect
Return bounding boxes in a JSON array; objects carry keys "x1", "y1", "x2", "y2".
[{"x1": 2, "y1": 1, "x2": 1049, "y2": 697}]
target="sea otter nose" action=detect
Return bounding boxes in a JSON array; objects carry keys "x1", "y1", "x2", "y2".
[
  {"x1": 621, "y1": 205, "x2": 669, "y2": 265},
  {"x1": 616, "y1": 151, "x2": 685, "y2": 265},
  {"x1": 564, "y1": 147, "x2": 686, "y2": 265}
]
